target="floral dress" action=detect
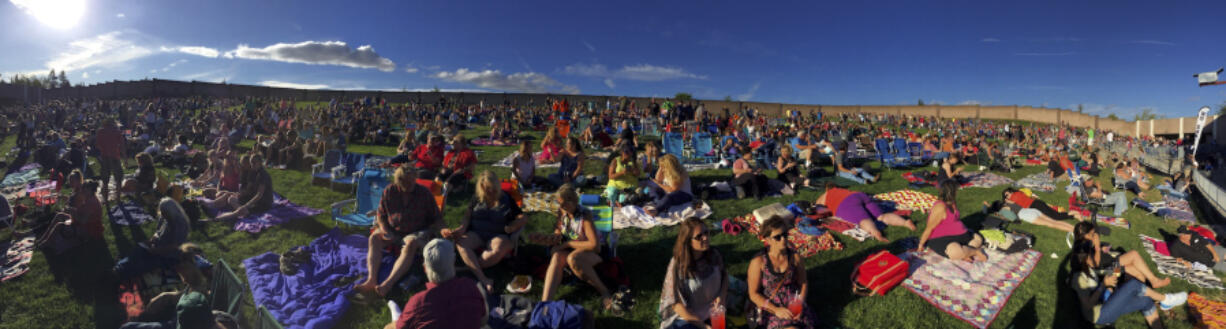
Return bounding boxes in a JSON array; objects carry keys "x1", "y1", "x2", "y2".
[{"x1": 751, "y1": 251, "x2": 817, "y2": 329}]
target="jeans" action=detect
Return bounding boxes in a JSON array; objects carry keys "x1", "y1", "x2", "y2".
[
  {"x1": 1156, "y1": 184, "x2": 1187, "y2": 199},
  {"x1": 1096, "y1": 279, "x2": 1155, "y2": 325},
  {"x1": 1103, "y1": 192, "x2": 1127, "y2": 217},
  {"x1": 653, "y1": 191, "x2": 694, "y2": 212},
  {"x1": 548, "y1": 173, "x2": 586, "y2": 188},
  {"x1": 666, "y1": 319, "x2": 705, "y2": 329},
  {"x1": 838, "y1": 168, "x2": 875, "y2": 184}
]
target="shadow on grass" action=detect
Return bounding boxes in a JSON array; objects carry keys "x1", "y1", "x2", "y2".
[{"x1": 44, "y1": 239, "x2": 124, "y2": 329}]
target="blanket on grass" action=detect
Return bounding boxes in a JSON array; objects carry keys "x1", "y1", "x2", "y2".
[
  {"x1": 963, "y1": 172, "x2": 1014, "y2": 189},
  {"x1": 0, "y1": 167, "x2": 40, "y2": 189},
  {"x1": 1139, "y1": 234, "x2": 1224, "y2": 290},
  {"x1": 812, "y1": 217, "x2": 875, "y2": 242},
  {"x1": 1098, "y1": 216, "x2": 1131, "y2": 229},
  {"x1": 901, "y1": 249, "x2": 1042, "y2": 329},
  {"x1": 198, "y1": 194, "x2": 323, "y2": 233},
  {"x1": 1013, "y1": 173, "x2": 1056, "y2": 193},
  {"x1": 1188, "y1": 293, "x2": 1226, "y2": 329},
  {"x1": 470, "y1": 138, "x2": 517, "y2": 146},
  {"x1": 493, "y1": 151, "x2": 611, "y2": 169},
  {"x1": 521, "y1": 192, "x2": 556, "y2": 213},
  {"x1": 872, "y1": 190, "x2": 938, "y2": 212},
  {"x1": 110, "y1": 202, "x2": 156, "y2": 226},
  {"x1": 0, "y1": 236, "x2": 35, "y2": 282},
  {"x1": 244, "y1": 228, "x2": 389, "y2": 329},
  {"x1": 614, "y1": 202, "x2": 713, "y2": 230},
  {"x1": 729, "y1": 214, "x2": 843, "y2": 257}
]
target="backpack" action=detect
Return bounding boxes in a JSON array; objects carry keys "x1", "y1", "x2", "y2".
[
  {"x1": 489, "y1": 295, "x2": 537, "y2": 329},
  {"x1": 528, "y1": 300, "x2": 586, "y2": 329}
]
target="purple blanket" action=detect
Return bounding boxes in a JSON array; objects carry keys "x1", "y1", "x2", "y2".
[
  {"x1": 244, "y1": 228, "x2": 371, "y2": 329},
  {"x1": 199, "y1": 194, "x2": 323, "y2": 233}
]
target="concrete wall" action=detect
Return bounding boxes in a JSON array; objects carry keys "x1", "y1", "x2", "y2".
[{"x1": 4, "y1": 79, "x2": 1212, "y2": 138}]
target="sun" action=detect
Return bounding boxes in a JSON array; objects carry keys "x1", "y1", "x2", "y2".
[{"x1": 10, "y1": 0, "x2": 88, "y2": 29}]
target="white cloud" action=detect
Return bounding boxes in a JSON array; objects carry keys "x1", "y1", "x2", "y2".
[
  {"x1": 405, "y1": 67, "x2": 419, "y2": 73},
  {"x1": 116, "y1": 13, "x2": 125, "y2": 18},
  {"x1": 737, "y1": 82, "x2": 761, "y2": 101},
  {"x1": 563, "y1": 63, "x2": 706, "y2": 81},
  {"x1": 162, "y1": 46, "x2": 220, "y2": 58},
  {"x1": 603, "y1": 78, "x2": 616, "y2": 89},
  {"x1": 259, "y1": 80, "x2": 331, "y2": 90},
  {"x1": 10, "y1": 0, "x2": 86, "y2": 29},
  {"x1": 981, "y1": 37, "x2": 1001, "y2": 42},
  {"x1": 159, "y1": 59, "x2": 188, "y2": 72},
  {"x1": 433, "y1": 68, "x2": 579, "y2": 94},
  {"x1": 81, "y1": 71, "x2": 89, "y2": 79},
  {"x1": 46, "y1": 31, "x2": 155, "y2": 72},
  {"x1": 223, "y1": 41, "x2": 396, "y2": 72},
  {"x1": 1129, "y1": 40, "x2": 1176, "y2": 46}
]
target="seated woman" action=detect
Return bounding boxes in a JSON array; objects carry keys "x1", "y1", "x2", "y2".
[
  {"x1": 439, "y1": 135, "x2": 477, "y2": 188},
  {"x1": 210, "y1": 154, "x2": 275, "y2": 221},
  {"x1": 746, "y1": 216, "x2": 817, "y2": 329},
  {"x1": 1113, "y1": 163, "x2": 1149, "y2": 198},
  {"x1": 357, "y1": 167, "x2": 443, "y2": 297},
  {"x1": 121, "y1": 152, "x2": 158, "y2": 193},
  {"x1": 816, "y1": 183, "x2": 915, "y2": 242},
  {"x1": 389, "y1": 135, "x2": 415, "y2": 166},
  {"x1": 646, "y1": 155, "x2": 693, "y2": 216},
  {"x1": 1083, "y1": 152, "x2": 1103, "y2": 177},
  {"x1": 443, "y1": 171, "x2": 528, "y2": 291},
  {"x1": 276, "y1": 132, "x2": 305, "y2": 169},
  {"x1": 659, "y1": 218, "x2": 727, "y2": 329},
  {"x1": 732, "y1": 147, "x2": 769, "y2": 200},
  {"x1": 775, "y1": 147, "x2": 805, "y2": 190},
  {"x1": 605, "y1": 144, "x2": 641, "y2": 206},
  {"x1": 115, "y1": 198, "x2": 192, "y2": 281},
  {"x1": 639, "y1": 141, "x2": 663, "y2": 180},
  {"x1": 832, "y1": 143, "x2": 876, "y2": 185},
  {"x1": 549, "y1": 137, "x2": 587, "y2": 188},
  {"x1": 511, "y1": 141, "x2": 546, "y2": 190},
  {"x1": 1073, "y1": 222, "x2": 1172, "y2": 290},
  {"x1": 539, "y1": 129, "x2": 562, "y2": 164},
  {"x1": 1069, "y1": 242, "x2": 1186, "y2": 327},
  {"x1": 1080, "y1": 179, "x2": 1128, "y2": 218},
  {"x1": 123, "y1": 243, "x2": 211, "y2": 327},
  {"x1": 37, "y1": 174, "x2": 104, "y2": 253},
  {"x1": 918, "y1": 180, "x2": 987, "y2": 262},
  {"x1": 541, "y1": 184, "x2": 613, "y2": 310},
  {"x1": 936, "y1": 155, "x2": 964, "y2": 184}
]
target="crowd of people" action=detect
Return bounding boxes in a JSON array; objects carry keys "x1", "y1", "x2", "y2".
[{"x1": 0, "y1": 94, "x2": 1221, "y2": 329}]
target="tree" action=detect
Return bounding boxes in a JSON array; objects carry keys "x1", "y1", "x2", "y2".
[
  {"x1": 918, "y1": 99, "x2": 925, "y2": 106},
  {"x1": 1133, "y1": 108, "x2": 1163, "y2": 121},
  {"x1": 47, "y1": 69, "x2": 57, "y2": 88},
  {"x1": 432, "y1": 85, "x2": 440, "y2": 93},
  {"x1": 1077, "y1": 104, "x2": 1084, "y2": 113},
  {"x1": 58, "y1": 71, "x2": 69, "y2": 88},
  {"x1": 1106, "y1": 113, "x2": 1120, "y2": 120},
  {"x1": 674, "y1": 92, "x2": 693, "y2": 103},
  {"x1": 723, "y1": 95, "x2": 733, "y2": 102}
]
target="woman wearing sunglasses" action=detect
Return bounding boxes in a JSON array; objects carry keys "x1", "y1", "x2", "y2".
[
  {"x1": 659, "y1": 218, "x2": 727, "y2": 329},
  {"x1": 746, "y1": 216, "x2": 816, "y2": 329}
]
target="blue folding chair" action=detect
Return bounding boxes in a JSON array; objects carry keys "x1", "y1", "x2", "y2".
[
  {"x1": 662, "y1": 132, "x2": 686, "y2": 158},
  {"x1": 875, "y1": 138, "x2": 904, "y2": 169},
  {"x1": 331, "y1": 153, "x2": 367, "y2": 189},
  {"x1": 691, "y1": 133, "x2": 718, "y2": 163},
  {"x1": 311, "y1": 150, "x2": 343, "y2": 184},
  {"x1": 331, "y1": 168, "x2": 388, "y2": 227}
]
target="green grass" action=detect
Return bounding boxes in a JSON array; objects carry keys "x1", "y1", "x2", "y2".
[{"x1": 1, "y1": 120, "x2": 1223, "y2": 329}]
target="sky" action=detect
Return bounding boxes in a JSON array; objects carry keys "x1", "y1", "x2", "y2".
[{"x1": 2, "y1": 0, "x2": 1225, "y2": 118}]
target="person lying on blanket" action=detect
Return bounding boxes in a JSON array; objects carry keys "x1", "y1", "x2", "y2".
[
  {"x1": 357, "y1": 167, "x2": 444, "y2": 297},
  {"x1": 1155, "y1": 170, "x2": 1193, "y2": 200},
  {"x1": 815, "y1": 183, "x2": 915, "y2": 242},
  {"x1": 1001, "y1": 187, "x2": 1085, "y2": 222},
  {"x1": 746, "y1": 216, "x2": 818, "y2": 329},
  {"x1": 917, "y1": 180, "x2": 987, "y2": 262},
  {"x1": 387, "y1": 239, "x2": 487, "y2": 329},
  {"x1": 658, "y1": 217, "x2": 728, "y2": 329},
  {"x1": 1169, "y1": 225, "x2": 1226, "y2": 273},
  {"x1": 541, "y1": 184, "x2": 614, "y2": 311},
  {"x1": 210, "y1": 154, "x2": 274, "y2": 221},
  {"x1": 442, "y1": 171, "x2": 528, "y2": 292},
  {"x1": 114, "y1": 198, "x2": 192, "y2": 281},
  {"x1": 1069, "y1": 242, "x2": 1187, "y2": 327},
  {"x1": 1073, "y1": 222, "x2": 1172, "y2": 289}
]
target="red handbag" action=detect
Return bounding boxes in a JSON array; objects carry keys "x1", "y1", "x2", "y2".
[{"x1": 851, "y1": 250, "x2": 909, "y2": 296}]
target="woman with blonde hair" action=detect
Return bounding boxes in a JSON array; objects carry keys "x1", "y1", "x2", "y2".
[
  {"x1": 443, "y1": 171, "x2": 527, "y2": 291},
  {"x1": 646, "y1": 154, "x2": 694, "y2": 216},
  {"x1": 541, "y1": 184, "x2": 612, "y2": 310}
]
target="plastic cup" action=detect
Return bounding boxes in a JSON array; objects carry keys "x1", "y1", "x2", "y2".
[
  {"x1": 710, "y1": 305, "x2": 726, "y2": 329},
  {"x1": 788, "y1": 293, "x2": 803, "y2": 317}
]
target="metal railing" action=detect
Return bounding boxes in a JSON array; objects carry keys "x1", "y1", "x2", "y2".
[{"x1": 1193, "y1": 169, "x2": 1226, "y2": 220}]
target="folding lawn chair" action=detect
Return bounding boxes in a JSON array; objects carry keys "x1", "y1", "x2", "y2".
[
  {"x1": 330, "y1": 168, "x2": 389, "y2": 227},
  {"x1": 330, "y1": 153, "x2": 367, "y2": 190},
  {"x1": 210, "y1": 258, "x2": 245, "y2": 317},
  {"x1": 690, "y1": 133, "x2": 718, "y2": 163},
  {"x1": 310, "y1": 150, "x2": 343, "y2": 186},
  {"x1": 662, "y1": 132, "x2": 686, "y2": 158},
  {"x1": 256, "y1": 305, "x2": 287, "y2": 329}
]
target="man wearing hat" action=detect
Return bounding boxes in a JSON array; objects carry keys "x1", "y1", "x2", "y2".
[{"x1": 1169, "y1": 225, "x2": 1225, "y2": 273}]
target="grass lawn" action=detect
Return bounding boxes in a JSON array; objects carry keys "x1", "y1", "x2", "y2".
[{"x1": 1, "y1": 119, "x2": 1223, "y2": 329}]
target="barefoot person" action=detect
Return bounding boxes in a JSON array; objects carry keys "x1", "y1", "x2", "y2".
[
  {"x1": 815, "y1": 183, "x2": 915, "y2": 242},
  {"x1": 541, "y1": 184, "x2": 613, "y2": 310},
  {"x1": 356, "y1": 167, "x2": 443, "y2": 296},
  {"x1": 443, "y1": 171, "x2": 527, "y2": 291},
  {"x1": 917, "y1": 180, "x2": 987, "y2": 262}
]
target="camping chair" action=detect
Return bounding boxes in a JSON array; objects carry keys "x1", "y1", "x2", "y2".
[
  {"x1": 310, "y1": 150, "x2": 343, "y2": 185},
  {"x1": 591, "y1": 206, "x2": 618, "y2": 258},
  {"x1": 256, "y1": 305, "x2": 287, "y2": 329},
  {"x1": 331, "y1": 168, "x2": 389, "y2": 227},
  {"x1": 892, "y1": 138, "x2": 918, "y2": 166},
  {"x1": 875, "y1": 138, "x2": 902, "y2": 169},
  {"x1": 210, "y1": 258, "x2": 245, "y2": 317},
  {"x1": 690, "y1": 133, "x2": 718, "y2": 163},
  {"x1": 330, "y1": 153, "x2": 367, "y2": 190},
  {"x1": 907, "y1": 142, "x2": 927, "y2": 163},
  {"x1": 662, "y1": 132, "x2": 686, "y2": 158}
]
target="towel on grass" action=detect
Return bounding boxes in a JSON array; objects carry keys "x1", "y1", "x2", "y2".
[
  {"x1": 521, "y1": 192, "x2": 556, "y2": 213},
  {"x1": 1, "y1": 236, "x2": 35, "y2": 282},
  {"x1": 1013, "y1": 173, "x2": 1056, "y2": 193},
  {"x1": 613, "y1": 202, "x2": 712, "y2": 230},
  {"x1": 0, "y1": 168, "x2": 40, "y2": 189},
  {"x1": 729, "y1": 214, "x2": 843, "y2": 257},
  {"x1": 110, "y1": 202, "x2": 156, "y2": 226},
  {"x1": 494, "y1": 151, "x2": 610, "y2": 169},
  {"x1": 244, "y1": 228, "x2": 382, "y2": 329},
  {"x1": 873, "y1": 190, "x2": 938, "y2": 212},
  {"x1": 1139, "y1": 234, "x2": 1223, "y2": 290},
  {"x1": 1098, "y1": 216, "x2": 1131, "y2": 229},
  {"x1": 817, "y1": 218, "x2": 874, "y2": 242},
  {"x1": 963, "y1": 172, "x2": 1014, "y2": 189},
  {"x1": 199, "y1": 194, "x2": 323, "y2": 233},
  {"x1": 901, "y1": 249, "x2": 1042, "y2": 329}
]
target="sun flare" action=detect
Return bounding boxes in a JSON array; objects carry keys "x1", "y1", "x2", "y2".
[{"x1": 10, "y1": 0, "x2": 87, "y2": 29}]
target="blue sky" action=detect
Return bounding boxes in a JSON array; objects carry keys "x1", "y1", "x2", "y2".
[{"x1": 2, "y1": 0, "x2": 1225, "y2": 118}]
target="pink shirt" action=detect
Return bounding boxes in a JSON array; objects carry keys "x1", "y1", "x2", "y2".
[{"x1": 930, "y1": 201, "x2": 967, "y2": 239}]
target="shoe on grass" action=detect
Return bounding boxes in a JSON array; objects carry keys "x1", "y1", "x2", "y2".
[{"x1": 1160, "y1": 292, "x2": 1187, "y2": 311}]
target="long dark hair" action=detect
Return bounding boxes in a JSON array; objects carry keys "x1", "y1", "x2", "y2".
[
  {"x1": 672, "y1": 217, "x2": 707, "y2": 277},
  {"x1": 938, "y1": 179, "x2": 959, "y2": 206}
]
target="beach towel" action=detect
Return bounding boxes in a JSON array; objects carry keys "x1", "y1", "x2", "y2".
[
  {"x1": 110, "y1": 202, "x2": 156, "y2": 226},
  {"x1": 901, "y1": 249, "x2": 1042, "y2": 329},
  {"x1": 815, "y1": 217, "x2": 873, "y2": 242},
  {"x1": 244, "y1": 228, "x2": 383, "y2": 329},
  {"x1": 521, "y1": 192, "x2": 556, "y2": 213},
  {"x1": 613, "y1": 202, "x2": 713, "y2": 230},
  {"x1": 0, "y1": 167, "x2": 40, "y2": 189},
  {"x1": 729, "y1": 214, "x2": 843, "y2": 257},
  {"x1": 1097, "y1": 216, "x2": 1130, "y2": 229},
  {"x1": 1013, "y1": 173, "x2": 1056, "y2": 193},
  {"x1": 963, "y1": 172, "x2": 1014, "y2": 189},
  {"x1": 199, "y1": 194, "x2": 324, "y2": 233},
  {"x1": 873, "y1": 190, "x2": 938, "y2": 212},
  {"x1": 1, "y1": 236, "x2": 35, "y2": 282},
  {"x1": 1188, "y1": 293, "x2": 1226, "y2": 329},
  {"x1": 493, "y1": 151, "x2": 610, "y2": 169},
  {"x1": 1139, "y1": 234, "x2": 1223, "y2": 290}
]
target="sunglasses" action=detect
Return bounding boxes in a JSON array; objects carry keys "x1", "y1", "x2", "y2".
[{"x1": 770, "y1": 232, "x2": 788, "y2": 242}]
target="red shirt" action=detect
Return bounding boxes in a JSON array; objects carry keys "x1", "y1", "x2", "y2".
[
  {"x1": 96, "y1": 127, "x2": 125, "y2": 159},
  {"x1": 412, "y1": 144, "x2": 444, "y2": 170},
  {"x1": 1009, "y1": 192, "x2": 1034, "y2": 208},
  {"x1": 443, "y1": 149, "x2": 477, "y2": 179},
  {"x1": 396, "y1": 277, "x2": 485, "y2": 329},
  {"x1": 379, "y1": 183, "x2": 440, "y2": 235}
]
